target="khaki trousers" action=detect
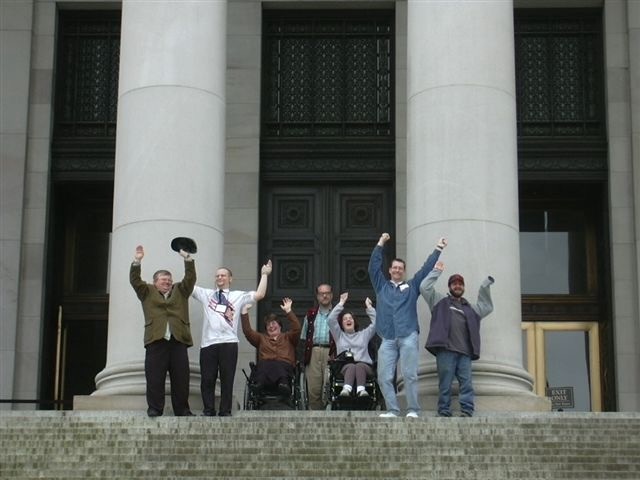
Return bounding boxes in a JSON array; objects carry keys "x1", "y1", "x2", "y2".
[{"x1": 306, "y1": 346, "x2": 330, "y2": 410}]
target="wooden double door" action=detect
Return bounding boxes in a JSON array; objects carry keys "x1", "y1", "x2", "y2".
[
  {"x1": 43, "y1": 182, "x2": 111, "y2": 408},
  {"x1": 259, "y1": 183, "x2": 394, "y2": 321}
]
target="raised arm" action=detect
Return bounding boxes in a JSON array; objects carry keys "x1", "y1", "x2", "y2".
[
  {"x1": 130, "y1": 245, "x2": 148, "y2": 300},
  {"x1": 409, "y1": 237, "x2": 447, "y2": 288},
  {"x1": 327, "y1": 292, "x2": 348, "y2": 338},
  {"x1": 368, "y1": 233, "x2": 390, "y2": 292},
  {"x1": 472, "y1": 276, "x2": 495, "y2": 319},
  {"x1": 362, "y1": 297, "x2": 378, "y2": 341},
  {"x1": 191, "y1": 284, "x2": 207, "y2": 303},
  {"x1": 240, "y1": 303, "x2": 261, "y2": 348},
  {"x1": 177, "y1": 249, "x2": 196, "y2": 296},
  {"x1": 364, "y1": 297, "x2": 376, "y2": 326},
  {"x1": 254, "y1": 260, "x2": 272, "y2": 301},
  {"x1": 281, "y1": 298, "x2": 301, "y2": 344},
  {"x1": 420, "y1": 261, "x2": 446, "y2": 309}
]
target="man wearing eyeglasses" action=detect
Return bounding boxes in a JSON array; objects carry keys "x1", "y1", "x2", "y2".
[{"x1": 300, "y1": 283, "x2": 336, "y2": 410}]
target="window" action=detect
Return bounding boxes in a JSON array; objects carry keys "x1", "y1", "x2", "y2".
[
  {"x1": 519, "y1": 186, "x2": 605, "y2": 411},
  {"x1": 262, "y1": 11, "x2": 393, "y2": 138},
  {"x1": 519, "y1": 183, "x2": 599, "y2": 299},
  {"x1": 54, "y1": 11, "x2": 120, "y2": 139},
  {"x1": 515, "y1": 10, "x2": 604, "y2": 138},
  {"x1": 520, "y1": 209, "x2": 589, "y2": 294}
]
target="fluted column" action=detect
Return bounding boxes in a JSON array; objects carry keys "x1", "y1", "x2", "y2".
[
  {"x1": 406, "y1": 0, "x2": 548, "y2": 410},
  {"x1": 94, "y1": 0, "x2": 227, "y2": 397}
]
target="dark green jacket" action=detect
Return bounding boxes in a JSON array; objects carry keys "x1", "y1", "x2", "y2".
[{"x1": 130, "y1": 260, "x2": 196, "y2": 346}]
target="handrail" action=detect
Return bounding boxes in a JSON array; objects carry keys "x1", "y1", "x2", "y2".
[{"x1": 54, "y1": 306, "x2": 63, "y2": 410}]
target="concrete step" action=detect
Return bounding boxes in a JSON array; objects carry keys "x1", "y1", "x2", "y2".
[{"x1": 1, "y1": 411, "x2": 639, "y2": 480}]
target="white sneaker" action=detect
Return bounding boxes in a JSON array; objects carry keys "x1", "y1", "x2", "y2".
[
  {"x1": 379, "y1": 412, "x2": 399, "y2": 418},
  {"x1": 406, "y1": 411, "x2": 419, "y2": 418},
  {"x1": 357, "y1": 390, "x2": 369, "y2": 398},
  {"x1": 339, "y1": 387, "x2": 351, "y2": 397}
]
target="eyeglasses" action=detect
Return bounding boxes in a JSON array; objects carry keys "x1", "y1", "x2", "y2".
[{"x1": 317, "y1": 291, "x2": 332, "y2": 296}]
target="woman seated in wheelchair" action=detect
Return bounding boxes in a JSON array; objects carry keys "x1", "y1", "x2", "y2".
[
  {"x1": 328, "y1": 293, "x2": 377, "y2": 398},
  {"x1": 241, "y1": 297, "x2": 301, "y2": 397}
]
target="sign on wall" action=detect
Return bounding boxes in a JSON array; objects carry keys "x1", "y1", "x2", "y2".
[{"x1": 546, "y1": 386, "x2": 575, "y2": 410}]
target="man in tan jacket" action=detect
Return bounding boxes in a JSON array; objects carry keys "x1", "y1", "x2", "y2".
[{"x1": 130, "y1": 245, "x2": 195, "y2": 417}]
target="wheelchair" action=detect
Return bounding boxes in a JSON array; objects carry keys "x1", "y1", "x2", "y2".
[
  {"x1": 325, "y1": 352, "x2": 384, "y2": 411},
  {"x1": 242, "y1": 361, "x2": 307, "y2": 410}
]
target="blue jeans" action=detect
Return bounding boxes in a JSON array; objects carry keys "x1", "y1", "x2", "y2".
[
  {"x1": 435, "y1": 350, "x2": 473, "y2": 416},
  {"x1": 377, "y1": 331, "x2": 420, "y2": 414}
]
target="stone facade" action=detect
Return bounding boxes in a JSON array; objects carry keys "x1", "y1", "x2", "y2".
[{"x1": 1, "y1": 0, "x2": 638, "y2": 412}]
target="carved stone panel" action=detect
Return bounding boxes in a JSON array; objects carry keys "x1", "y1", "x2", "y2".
[{"x1": 260, "y1": 184, "x2": 392, "y2": 320}]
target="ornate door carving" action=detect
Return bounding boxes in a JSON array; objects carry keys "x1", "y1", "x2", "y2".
[
  {"x1": 259, "y1": 184, "x2": 392, "y2": 322},
  {"x1": 259, "y1": 10, "x2": 395, "y2": 327}
]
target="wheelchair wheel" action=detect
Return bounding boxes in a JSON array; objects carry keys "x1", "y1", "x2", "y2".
[
  {"x1": 293, "y1": 363, "x2": 308, "y2": 410},
  {"x1": 323, "y1": 378, "x2": 333, "y2": 409},
  {"x1": 320, "y1": 365, "x2": 331, "y2": 406},
  {"x1": 243, "y1": 380, "x2": 255, "y2": 410},
  {"x1": 326, "y1": 365, "x2": 344, "y2": 410},
  {"x1": 372, "y1": 381, "x2": 385, "y2": 411}
]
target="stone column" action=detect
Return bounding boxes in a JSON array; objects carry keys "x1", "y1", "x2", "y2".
[
  {"x1": 406, "y1": 0, "x2": 548, "y2": 410},
  {"x1": 0, "y1": 0, "x2": 34, "y2": 406},
  {"x1": 626, "y1": 0, "x2": 640, "y2": 410},
  {"x1": 629, "y1": 1, "x2": 640, "y2": 195},
  {"x1": 92, "y1": 0, "x2": 227, "y2": 401}
]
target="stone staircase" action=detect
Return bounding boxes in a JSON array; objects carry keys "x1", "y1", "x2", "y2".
[{"x1": 1, "y1": 411, "x2": 639, "y2": 479}]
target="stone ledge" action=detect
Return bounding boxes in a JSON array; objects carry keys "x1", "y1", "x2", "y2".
[
  {"x1": 73, "y1": 394, "x2": 204, "y2": 413},
  {"x1": 419, "y1": 393, "x2": 552, "y2": 413}
]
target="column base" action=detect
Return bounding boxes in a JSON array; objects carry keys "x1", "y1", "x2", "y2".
[
  {"x1": 74, "y1": 394, "x2": 205, "y2": 413},
  {"x1": 94, "y1": 361, "x2": 201, "y2": 395},
  {"x1": 412, "y1": 360, "x2": 551, "y2": 412},
  {"x1": 418, "y1": 393, "x2": 551, "y2": 413},
  {"x1": 88, "y1": 361, "x2": 211, "y2": 413}
]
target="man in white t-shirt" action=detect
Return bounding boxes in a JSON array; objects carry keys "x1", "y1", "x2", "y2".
[{"x1": 192, "y1": 260, "x2": 272, "y2": 416}]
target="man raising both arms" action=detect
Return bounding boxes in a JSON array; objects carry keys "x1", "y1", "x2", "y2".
[
  {"x1": 129, "y1": 245, "x2": 196, "y2": 417},
  {"x1": 368, "y1": 233, "x2": 447, "y2": 418},
  {"x1": 192, "y1": 260, "x2": 272, "y2": 416}
]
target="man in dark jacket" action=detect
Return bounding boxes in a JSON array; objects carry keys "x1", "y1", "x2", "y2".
[
  {"x1": 420, "y1": 261, "x2": 494, "y2": 417},
  {"x1": 299, "y1": 284, "x2": 335, "y2": 410},
  {"x1": 130, "y1": 245, "x2": 195, "y2": 417}
]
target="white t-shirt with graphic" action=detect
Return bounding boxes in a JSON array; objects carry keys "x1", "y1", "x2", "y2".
[{"x1": 192, "y1": 286, "x2": 255, "y2": 347}]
